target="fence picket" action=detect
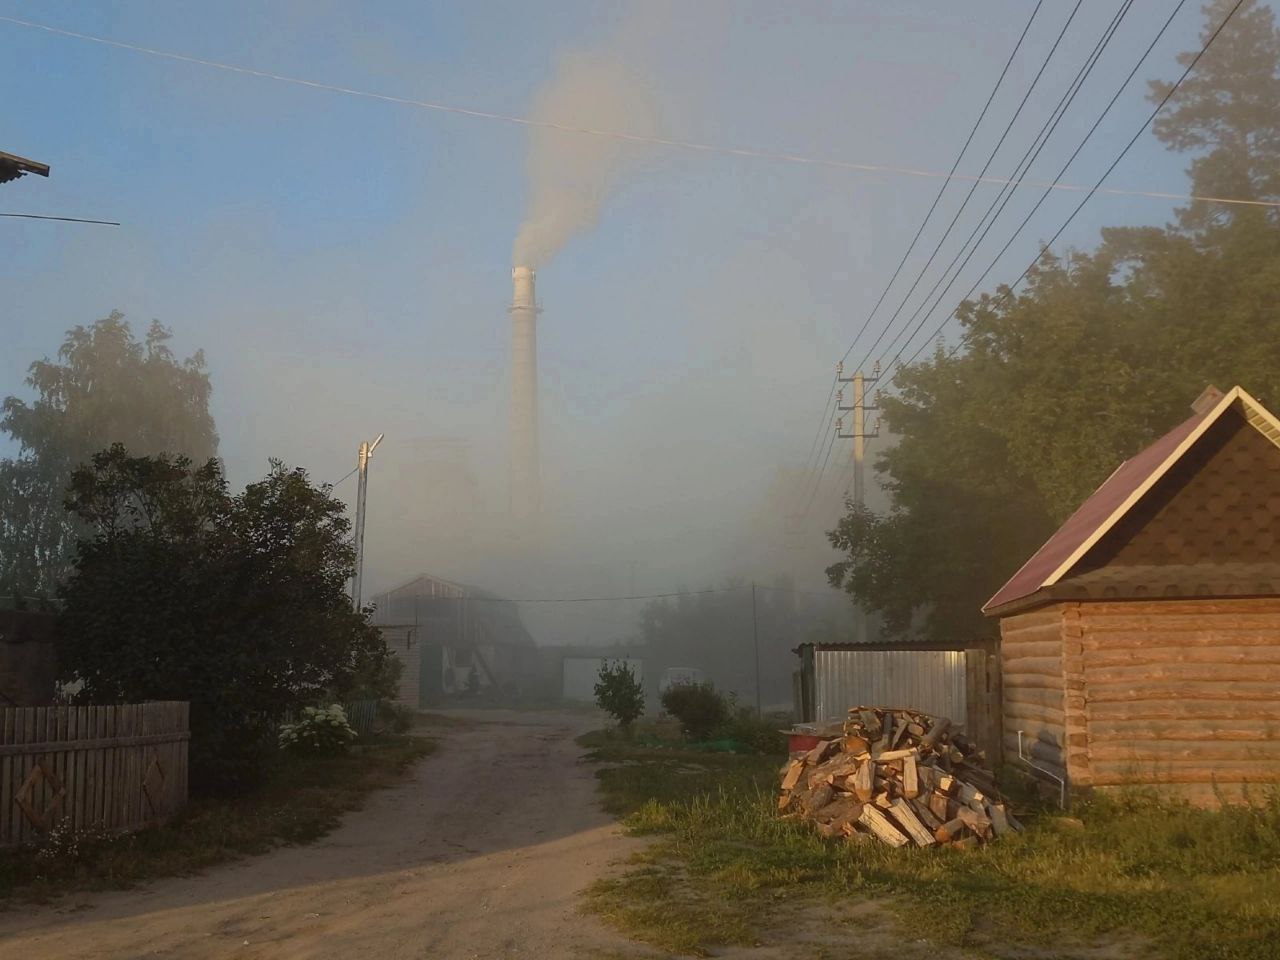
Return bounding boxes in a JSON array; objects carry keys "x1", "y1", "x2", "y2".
[{"x1": 0, "y1": 702, "x2": 189, "y2": 847}]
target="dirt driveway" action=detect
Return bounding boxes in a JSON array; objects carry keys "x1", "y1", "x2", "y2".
[{"x1": 0, "y1": 710, "x2": 650, "y2": 960}]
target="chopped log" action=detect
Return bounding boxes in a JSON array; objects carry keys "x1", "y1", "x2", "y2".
[
  {"x1": 919, "y1": 717, "x2": 952, "y2": 752},
  {"x1": 843, "y1": 735, "x2": 870, "y2": 755},
  {"x1": 876, "y1": 747, "x2": 919, "y2": 763},
  {"x1": 808, "y1": 783, "x2": 834, "y2": 814},
  {"x1": 777, "y1": 793, "x2": 791, "y2": 811},
  {"x1": 781, "y1": 760, "x2": 805, "y2": 792},
  {"x1": 957, "y1": 781, "x2": 988, "y2": 812},
  {"x1": 934, "y1": 817, "x2": 966, "y2": 843},
  {"x1": 928, "y1": 791, "x2": 950, "y2": 822},
  {"x1": 858, "y1": 710, "x2": 883, "y2": 740},
  {"x1": 950, "y1": 836, "x2": 979, "y2": 851},
  {"x1": 937, "y1": 774, "x2": 956, "y2": 796},
  {"x1": 815, "y1": 821, "x2": 842, "y2": 839},
  {"x1": 805, "y1": 740, "x2": 836, "y2": 764},
  {"x1": 859, "y1": 804, "x2": 910, "y2": 847},
  {"x1": 903, "y1": 755, "x2": 920, "y2": 799},
  {"x1": 907, "y1": 722, "x2": 926, "y2": 737},
  {"x1": 889, "y1": 719, "x2": 911, "y2": 750},
  {"x1": 908, "y1": 796, "x2": 943, "y2": 831},
  {"x1": 889, "y1": 798, "x2": 937, "y2": 847},
  {"x1": 853, "y1": 758, "x2": 874, "y2": 801},
  {"x1": 956, "y1": 806, "x2": 993, "y2": 839},
  {"x1": 874, "y1": 791, "x2": 894, "y2": 810},
  {"x1": 989, "y1": 803, "x2": 1011, "y2": 836}
]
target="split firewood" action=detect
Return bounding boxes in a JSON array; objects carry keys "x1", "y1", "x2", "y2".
[
  {"x1": 889, "y1": 798, "x2": 937, "y2": 847},
  {"x1": 781, "y1": 705, "x2": 1024, "y2": 849},
  {"x1": 853, "y1": 759, "x2": 875, "y2": 802},
  {"x1": 781, "y1": 760, "x2": 805, "y2": 792},
  {"x1": 902, "y1": 755, "x2": 920, "y2": 799},
  {"x1": 859, "y1": 804, "x2": 910, "y2": 847}
]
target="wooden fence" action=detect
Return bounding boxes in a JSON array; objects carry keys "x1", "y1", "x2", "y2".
[{"x1": 0, "y1": 701, "x2": 189, "y2": 847}]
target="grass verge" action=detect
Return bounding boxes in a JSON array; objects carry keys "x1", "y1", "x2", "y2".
[
  {"x1": 579, "y1": 730, "x2": 1280, "y2": 960},
  {"x1": 0, "y1": 733, "x2": 436, "y2": 904}
]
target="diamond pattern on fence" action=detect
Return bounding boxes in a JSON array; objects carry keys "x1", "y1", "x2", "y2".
[{"x1": 14, "y1": 759, "x2": 66, "y2": 832}]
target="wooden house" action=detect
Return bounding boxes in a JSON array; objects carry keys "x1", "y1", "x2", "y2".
[{"x1": 983, "y1": 385, "x2": 1280, "y2": 804}]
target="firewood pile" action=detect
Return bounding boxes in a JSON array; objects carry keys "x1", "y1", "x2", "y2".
[{"x1": 778, "y1": 706, "x2": 1022, "y2": 848}]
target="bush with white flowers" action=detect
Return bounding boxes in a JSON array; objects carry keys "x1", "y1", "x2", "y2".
[{"x1": 278, "y1": 704, "x2": 357, "y2": 754}]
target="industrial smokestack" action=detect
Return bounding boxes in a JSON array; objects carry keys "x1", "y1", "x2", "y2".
[{"x1": 509, "y1": 266, "x2": 541, "y2": 525}]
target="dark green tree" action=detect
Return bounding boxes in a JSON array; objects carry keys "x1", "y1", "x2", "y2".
[
  {"x1": 1, "y1": 313, "x2": 217, "y2": 597},
  {"x1": 1150, "y1": 0, "x2": 1280, "y2": 231},
  {"x1": 58, "y1": 445, "x2": 389, "y2": 792},
  {"x1": 593, "y1": 659, "x2": 645, "y2": 733}
]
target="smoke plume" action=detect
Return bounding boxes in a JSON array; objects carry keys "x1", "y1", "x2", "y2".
[{"x1": 513, "y1": 51, "x2": 658, "y2": 267}]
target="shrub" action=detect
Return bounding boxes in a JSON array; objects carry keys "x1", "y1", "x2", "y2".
[
  {"x1": 715, "y1": 704, "x2": 787, "y2": 754},
  {"x1": 279, "y1": 704, "x2": 357, "y2": 754},
  {"x1": 377, "y1": 700, "x2": 416, "y2": 734},
  {"x1": 594, "y1": 659, "x2": 645, "y2": 732},
  {"x1": 661, "y1": 682, "x2": 728, "y2": 741}
]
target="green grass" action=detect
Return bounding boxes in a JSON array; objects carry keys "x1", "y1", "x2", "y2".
[
  {"x1": 579, "y1": 732, "x2": 1280, "y2": 960},
  {"x1": 0, "y1": 733, "x2": 436, "y2": 903}
]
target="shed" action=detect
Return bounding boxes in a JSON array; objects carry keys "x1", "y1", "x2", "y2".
[
  {"x1": 984, "y1": 385, "x2": 1280, "y2": 804},
  {"x1": 794, "y1": 639, "x2": 1002, "y2": 759},
  {"x1": 370, "y1": 574, "x2": 538, "y2": 706}
]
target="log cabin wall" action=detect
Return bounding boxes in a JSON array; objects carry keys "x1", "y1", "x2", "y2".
[
  {"x1": 1075, "y1": 597, "x2": 1280, "y2": 804},
  {"x1": 998, "y1": 607, "x2": 1067, "y2": 781}
]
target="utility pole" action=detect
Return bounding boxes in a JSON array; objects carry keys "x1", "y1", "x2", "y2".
[
  {"x1": 836, "y1": 361, "x2": 881, "y2": 507},
  {"x1": 351, "y1": 432, "x2": 384, "y2": 612},
  {"x1": 752, "y1": 582, "x2": 761, "y2": 717},
  {"x1": 836, "y1": 363, "x2": 881, "y2": 643}
]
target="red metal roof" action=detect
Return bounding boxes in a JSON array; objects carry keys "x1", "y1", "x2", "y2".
[{"x1": 982, "y1": 404, "x2": 1217, "y2": 615}]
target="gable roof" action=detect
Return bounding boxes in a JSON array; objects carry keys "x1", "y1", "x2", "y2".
[{"x1": 983, "y1": 386, "x2": 1280, "y2": 616}]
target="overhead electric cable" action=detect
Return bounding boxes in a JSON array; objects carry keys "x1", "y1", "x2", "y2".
[
  {"x1": 0, "y1": 212, "x2": 119, "y2": 225},
  {"x1": 1, "y1": 15, "x2": 1275, "y2": 210},
  {"x1": 836, "y1": 0, "x2": 1046, "y2": 368},
  {"x1": 890, "y1": 0, "x2": 1217, "y2": 372},
  {"x1": 794, "y1": 0, "x2": 1043, "y2": 518},
  {"x1": 867, "y1": 0, "x2": 1141, "y2": 372},
  {"x1": 850, "y1": 0, "x2": 1087, "y2": 371}
]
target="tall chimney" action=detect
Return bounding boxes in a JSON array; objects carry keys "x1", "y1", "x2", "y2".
[{"x1": 509, "y1": 266, "x2": 541, "y2": 524}]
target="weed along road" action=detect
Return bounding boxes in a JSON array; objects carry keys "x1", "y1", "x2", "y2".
[{"x1": 0, "y1": 711, "x2": 647, "y2": 960}]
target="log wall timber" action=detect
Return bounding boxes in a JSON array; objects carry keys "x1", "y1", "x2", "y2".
[
  {"x1": 1078, "y1": 599, "x2": 1280, "y2": 801},
  {"x1": 998, "y1": 609, "x2": 1065, "y2": 778}
]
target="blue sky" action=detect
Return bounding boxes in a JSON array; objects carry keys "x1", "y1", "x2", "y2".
[{"x1": 0, "y1": 1, "x2": 1224, "y2": 624}]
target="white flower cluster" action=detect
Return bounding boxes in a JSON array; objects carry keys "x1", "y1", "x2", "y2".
[{"x1": 278, "y1": 703, "x2": 357, "y2": 753}]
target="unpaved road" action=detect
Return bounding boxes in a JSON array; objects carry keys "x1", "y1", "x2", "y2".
[{"x1": 0, "y1": 710, "x2": 649, "y2": 960}]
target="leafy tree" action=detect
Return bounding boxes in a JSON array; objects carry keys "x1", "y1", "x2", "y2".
[
  {"x1": 593, "y1": 659, "x2": 645, "y2": 732},
  {"x1": 58, "y1": 445, "x2": 388, "y2": 792},
  {"x1": 828, "y1": 2, "x2": 1280, "y2": 641},
  {"x1": 1149, "y1": 0, "x2": 1280, "y2": 231},
  {"x1": 1, "y1": 313, "x2": 217, "y2": 597}
]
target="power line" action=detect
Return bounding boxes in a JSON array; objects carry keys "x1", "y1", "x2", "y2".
[
  {"x1": 836, "y1": 0, "x2": 1046, "y2": 369},
  {"x1": 0, "y1": 212, "x2": 119, "y2": 225},
  {"x1": 869, "y1": 0, "x2": 1142, "y2": 373},
  {"x1": 329, "y1": 466, "x2": 358, "y2": 488},
  {"x1": 458, "y1": 585, "x2": 746, "y2": 604},
  {"x1": 794, "y1": 0, "x2": 1043, "y2": 518},
  {"x1": 892, "y1": 0, "x2": 1217, "y2": 372},
  {"x1": 850, "y1": 0, "x2": 1087, "y2": 376},
  {"x1": 2, "y1": 14, "x2": 1276, "y2": 211}
]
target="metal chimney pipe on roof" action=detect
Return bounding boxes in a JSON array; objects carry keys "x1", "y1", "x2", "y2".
[{"x1": 509, "y1": 266, "x2": 541, "y2": 525}]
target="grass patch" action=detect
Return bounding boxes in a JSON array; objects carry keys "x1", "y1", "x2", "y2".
[
  {"x1": 0, "y1": 733, "x2": 436, "y2": 904},
  {"x1": 580, "y1": 732, "x2": 1280, "y2": 960}
]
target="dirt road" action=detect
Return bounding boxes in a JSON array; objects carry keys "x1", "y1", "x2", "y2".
[{"x1": 0, "y1": 710, "x2": 649, "y2": 960}]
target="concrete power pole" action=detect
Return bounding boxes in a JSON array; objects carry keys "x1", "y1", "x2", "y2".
[
  {"x1": 836, "y1": 363, "x2": 880, "y2": 642},
  {"x1": 351, "y1": 432, "x2": 384, "y2": 612}
]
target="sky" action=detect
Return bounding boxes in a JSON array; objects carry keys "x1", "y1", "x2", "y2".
[{"x1": 0, "y1": 1, "x2": 1230, "y2": 642}]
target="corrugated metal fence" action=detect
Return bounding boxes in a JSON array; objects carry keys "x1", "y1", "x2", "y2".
[
  {"x1": 0, "y1": 701, "x2": 189, "y2": 847},
  {"x1": 812, "y1": 648, "x2": 967, "y2": 726}
]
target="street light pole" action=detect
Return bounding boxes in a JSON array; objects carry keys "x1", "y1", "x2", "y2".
[{"x1": 351, "y1": 432, "x2": 384, "y2": 612}]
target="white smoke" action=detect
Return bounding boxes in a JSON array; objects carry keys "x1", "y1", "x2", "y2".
[{"x1": 513, "y1": 51, "x2": 659, "y2": 268}]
